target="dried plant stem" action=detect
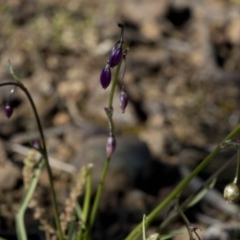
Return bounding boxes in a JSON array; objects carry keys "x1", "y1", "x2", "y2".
[
  {"x1": 6, "y1": 143, "x2": 77, "y2": 174},
  {"x1": 0, "y1": 82, "x2": 64, "y2": 240},
  {"x1": 125, "y1": 124, "x2": 240, "y2": 240},
  {"x1": 16, "y1": 158, "x2": 44, "y2": 240}
]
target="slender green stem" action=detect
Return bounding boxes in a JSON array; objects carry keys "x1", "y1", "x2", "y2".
[
  {"x1": 16, "y1": 158, "x2": 44, "y2": 240},
  {"x1": 75, "y1": 203, "x2": 84, "y2": 238},
  {"x1": 125, "y1": 124, "x2": 240, "y2": 240},
  {"x1": 105, "y1": 59, "x2": 123, "y2": 136},
  {"x1": 82, "y1": 165, "x2": 93, "y2": 222},
  {"x1": 234, "y1": 149, "x2": 240, "y2": 184},
  {"x1": 160, "y1": 153, "x2": 236, "y2": 230},
  {"x1": 192, "y1": 228, "x2": 201, "y2": 240},
  {"x1": 67, "y1": 219, "x2": 77, "y2": 240},
  {"x1": 77, "y1": 164, "x2": 93, "y2": 240},
  {"x1": 175, "y1": 199, "x2": 193, "y2": 240},
  {"x1": 86, "y1": 58, "x2": 124, "y2": 240},
  {"x1": 108, "y1": 60, "x2": 122, "y2": 108},
  {"x1": 76, "y1": 223, "x2": 83, "y2": 239},
  {"x1": 87, "y1": 157, "x2": 111, "y2": 237},
  {"x1": 0, "y1": 82, "x2": 64, "y2": 240},
  {"x1": 75, "y1": 203, "x2": 83, "y2": 220},
  {"x1": 142, "y1": 215, "x2": 146, "y2": 240},
  {"x1": 8, "y1": 60, "x2": 23, "y2": 85}
]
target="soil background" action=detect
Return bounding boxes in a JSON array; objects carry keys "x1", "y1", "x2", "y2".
[{"x1": 0, "y1": 0, "x2": 240, "y2": 239}]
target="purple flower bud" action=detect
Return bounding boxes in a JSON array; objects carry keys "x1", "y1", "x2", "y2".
[
  {"x1": 33, "y1": 140, "x2": 41, "y2": 149},
  {"x1": 109, "y1": 45, "x2": 123, "y2": 68},
  {"x1": 106, "y1": 135, "x2": 116, "y2": 157},
  {"x1": 4, "y1": 103, "x2": 13, "y2": 118},
  {"x1": 100, "y1": 63, "x2": 111, "y2": 89},
  {"x1": 119, "y1": 91, "x2": 128, "y2": 113}
]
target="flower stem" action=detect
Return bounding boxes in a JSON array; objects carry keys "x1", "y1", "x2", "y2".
[
  {"x1": 142, "y1": 215, "x2": 146, "y2": 240},
  {"x1": 175, "y1": 198, "x2": 193, "y2": 240},
  {"x1": 87, "y1": 157, "x2": 111, "y2": 237},
  {"x1": 0, "y1": 82, "x2": 64, "y2": 240},
  {"x1": 86, "y1": 59, "x2": 123, "y2": 239},
  {"x1": 233, "y1": 149, "x2": 240, "y2": 184},
  {"x1": 108, "y1": 60, "x2": 122, "y2": 108},
  {"x1": 125, "y1": 124, "x2": 240, "y2": 240}
]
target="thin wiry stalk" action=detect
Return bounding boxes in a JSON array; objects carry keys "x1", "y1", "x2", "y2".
[{"x1": 0, "y1": 82, "x2": 64, "y2": 240}]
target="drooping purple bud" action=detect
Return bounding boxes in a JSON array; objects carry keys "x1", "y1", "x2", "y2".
[
  {"x1": 106, "y1": 135, "x2": 116, "y2": 157},
  {"x1": 33, "y1": 140, "x2": 41, "y2": 149},
  {"x1": 109, "y1": 44, "x2": 123, "y2": 68},
  {"x1": 108, "y1": 23, "x2": 125, "y2": 68},
  {"x1": 100, "y1": 63, "x2": 111, "y2": 89},
  {"x1": 119, "y1": 91, "x2": 128, "y2": 113},
  {"x1": 4, "y1": 103, "x2": 13, "y2": 118}
]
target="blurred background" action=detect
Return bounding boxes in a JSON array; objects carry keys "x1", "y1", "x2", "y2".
[{"x1": 0, "y1": 0, "x2": 240, "y2": 239}]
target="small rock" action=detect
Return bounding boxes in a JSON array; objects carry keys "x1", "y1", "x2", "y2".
[{"x1": 73, "y1": 135, "x2": 152, "y2": 193}]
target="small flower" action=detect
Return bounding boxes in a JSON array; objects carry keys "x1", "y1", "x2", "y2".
[
  {"x1": 100, "y1": 62, "x2": 111, "y2": 89},
  {"x1": 119, "y1": 90, "x2": 128, "y2": 113},
  {"x1": 4, "y1": 103, "x2": 13, "y2": 118},
  {"x1": 33, "y1": 140, "x2": 41, "y2": 149},
  {"x1": 223, "y1": 183, "x2": 240, "y2": 203},
  {"x1": 106, "y1": 135, "x2": 116, "y2": 157}
]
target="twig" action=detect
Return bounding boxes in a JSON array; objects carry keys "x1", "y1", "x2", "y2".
[{"x1": 5, "y1": 142, "x2": 77, "y2": 174}]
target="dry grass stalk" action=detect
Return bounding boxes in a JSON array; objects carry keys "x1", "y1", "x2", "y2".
[{"x1": 60, "y1": 165, "x2": 88, "y2": 233}]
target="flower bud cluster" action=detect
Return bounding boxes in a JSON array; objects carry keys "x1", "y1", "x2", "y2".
[
  {"x1": 100, "y1": 23, "x2": 124, "y2": 89},
  {"x1": 100, "y1": 24, "x2": 129, "y2": 114},
  {"x1": 101, "y1": 24, "x2": 131, "y2": 158}
]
